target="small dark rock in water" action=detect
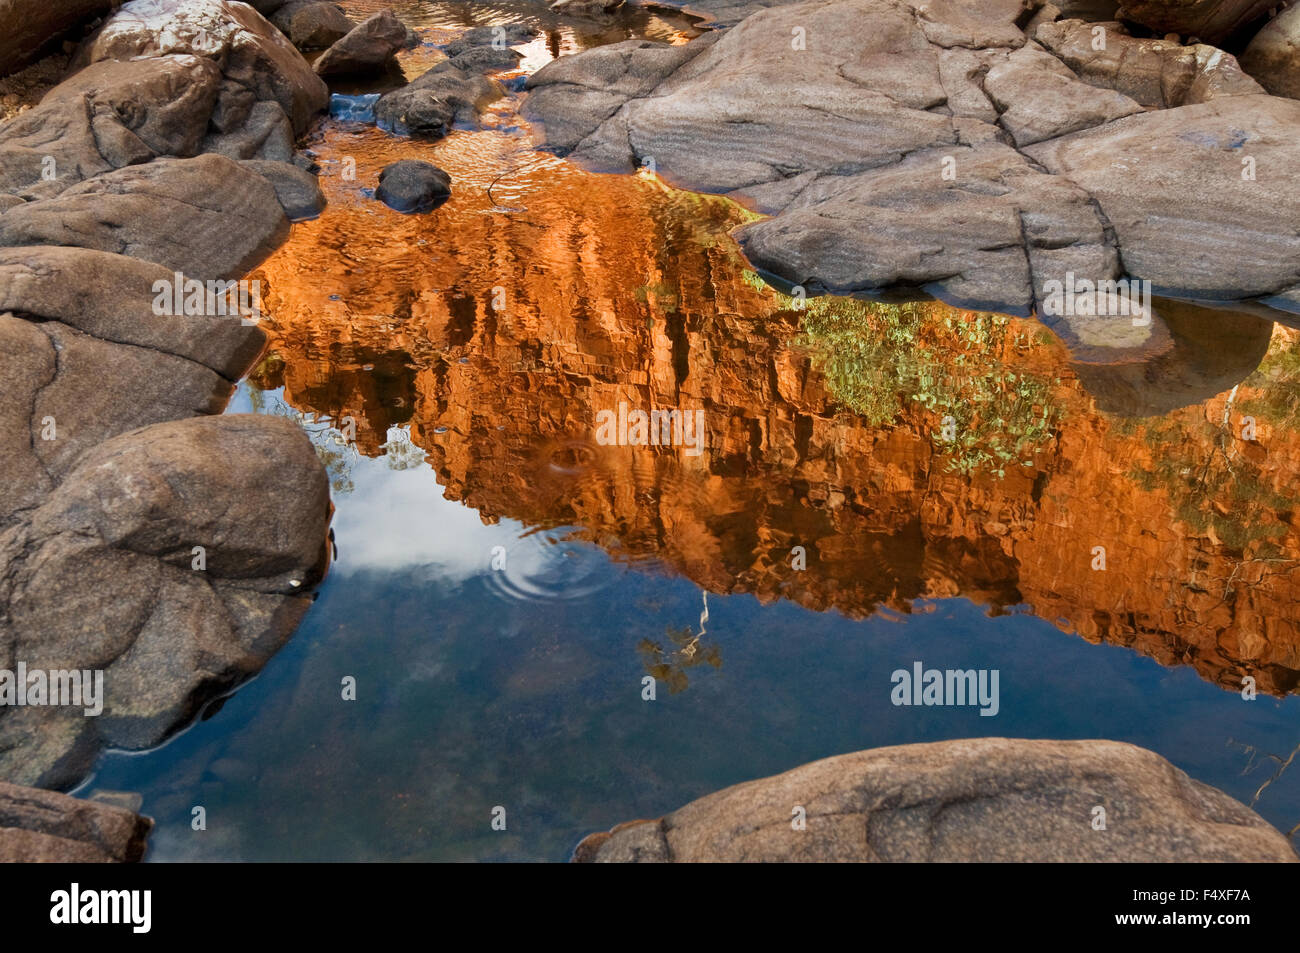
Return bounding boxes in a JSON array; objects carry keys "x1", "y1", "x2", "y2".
[
  {"x1": 447, "y1": 45, "x2": 524, "y2": 74},
  {"x1": 376, "y1": 159, "x2": 451, "y2": 213},
  {"x1": 373, "y1": 60, "x2": 500, "y2": 137},
  {"x1": 442, "y1": 23, "x2": 537, "y2": 58},
  {"x1": 549, "y1": 0, "x2": 625, "y2": 17}
]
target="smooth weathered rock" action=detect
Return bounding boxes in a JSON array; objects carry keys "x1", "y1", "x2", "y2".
[
  {"x1": 241, "y1": 158, "x2": 326, "y2": 220},
  {"x1": 0, "y1": 316, "x2": 57, "y2": 520},
  {"x1": 575, "y1": 739, "x2": 1300, "y2": 861},
  {"x1": 376, "y1": 159, "x2": 451, "y2": 213},
  {"x1": 313, "y1": 10, "x2": 409, "y2": 76},
  {"x1": 0, "y1": 0, "x2": 329, "y2": 199},
  {"x1": 0, "y1": 55, "x2": 223, "y2": 200},
  {"x1": 525, "y1": 1, "x2": 1021, "y2": 189},
  {"x1": 77, "y1": 0, "x2": 329, "y2": 134},
  {"x1": 0, "y1": 247, "x2": 265, "y2": 382},
  {"x1": 1240, "y1": 5, "x2": 1300, "y2": 100},
  {"x1": 374, "y1": 62, "x2": 502, "y2": 137},
  {"x1": 271, "y1": 0, "x2": 352, "y2": 50},
  {"x1": 1, "y1": 312, "x2": 234, "y2": 483},
  {"x1": 0, "y1": 154, "x2": 291, "y2": 281},
  {"x1": 446, "y1": 45, "x2": 524, "y2": 74},
  {"x1": 34, "y1": 415, "x2": 330, "y2": 584},
  {"x1": 0, "y1": 414, "x2": 330, "y2": 786},
  {"x1": 736, "y1": 139, "x2": 1118, "y2": 312},
  {"x1": 442, "y1": 23, "x2": 537, "y2": 58},
  {"x1": 1116, "y1": 0, "x2": 1274, "y2": 45},
  {"x1": 1025, "y1": 95, "x2": 1300, "y2": 301},
  {"x1": 524, "y1": 37, "x2": 714, "y2": 154},
  {"x1": 0, "y1": 0, "x2": 111, "y2": 77},
  {"x1": 550, "y1": 0, "x2": 625, "y2": 17},
  {"x1": 0, "y1": 243, "x2": 260, "y2": 520},
  {"x1": 0, "y1": 781, "x2": 151, "y2": 862},
  {"x1": 527, "y1": 0, "x2": 1300, "y2": 312},
  {"x1": 0, "y1": 0, "x2": 330, "y2": 797},
  {"x1": 1036, "y1": 18, "x2": 1266, "y2": 106}
]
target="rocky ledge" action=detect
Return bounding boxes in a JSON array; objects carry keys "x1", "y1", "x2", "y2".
[
  {"x1": 0, "y1": 0, "x2": 333, "y2": 813},
  {"x1": 0, "y1": 781, "x2": 151, "y2": 862},
  {"x1": 524, "y1": 0, "x2": 1300, "y2": 316},
  {"x1": 574, "y1": 739, "x2": 1300, "y2": 861}
]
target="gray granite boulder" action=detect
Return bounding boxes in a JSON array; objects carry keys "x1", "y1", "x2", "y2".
[
  {"x1": 271, "y1": 1, "x2": 353, "y2": 50},
  {"x1": 1024, "y1": 95, "x2": 1300, "y2": 301},
  {"x1": 574, "y1": 738, "x2": 1300, "y2": 862},
  {"x1": 0, "y1": 414, "x2": 330, "y2": 788},
  {"x1": 0, "y1": 154, "x2": 291, "y2": 281},
  {"x1": 525, "y1": 0, "x2": 1300, "y2": 314},
  {"x1": 76, "y1": 0, "x2": 329, "y2": 134},
  {"x1": 314, "y1": 10, "x2": 410, "y2": 77}
]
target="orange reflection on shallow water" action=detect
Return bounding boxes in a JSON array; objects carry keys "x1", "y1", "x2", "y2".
[{"x1": 250, "y1": 66, "x2": 1300, "y2": 698}]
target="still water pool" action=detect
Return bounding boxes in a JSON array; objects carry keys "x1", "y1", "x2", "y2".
[{"x1": 78, "y1": 0, "x2": 1300, "y2": 860}]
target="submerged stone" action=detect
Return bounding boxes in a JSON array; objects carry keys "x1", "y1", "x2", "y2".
[{"x1": 376, "y1": 159, "x2": 451, "y2": 214}]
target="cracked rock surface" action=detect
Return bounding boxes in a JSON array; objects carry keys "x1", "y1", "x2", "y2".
[
  {"x1": 524, "y1": 0, "x2": 1300, "y2": 314},
  {"x1": 573, "y1": 738, "x2": 1300, "y2": 861},
  {"x1": 0, "y1": 0, "x2": 332, "y2": 802}
]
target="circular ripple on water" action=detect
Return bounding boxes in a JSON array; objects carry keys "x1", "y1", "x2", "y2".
[{"x1": 484, "y1": 527, "x2": 614, "y2": 604}]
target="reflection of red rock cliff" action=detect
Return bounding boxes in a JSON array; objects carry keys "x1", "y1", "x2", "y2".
[{"x1": 251, "y1": 132, "x2": 1300, "y2": 696}]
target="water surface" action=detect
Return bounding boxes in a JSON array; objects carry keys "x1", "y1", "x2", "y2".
[{"x1": 80, "y1": 0, "x2": 1300, "y2": 860}]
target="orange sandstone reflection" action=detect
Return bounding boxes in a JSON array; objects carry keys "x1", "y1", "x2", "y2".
[{"x1": 251, "y1": 123, "x2": 1300, "y2": 697}]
